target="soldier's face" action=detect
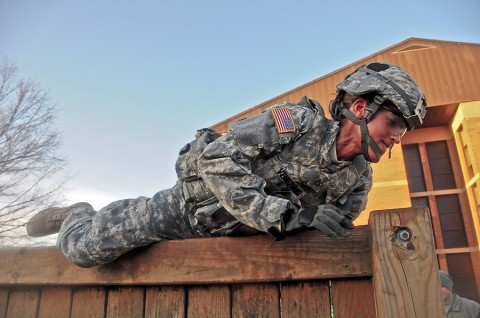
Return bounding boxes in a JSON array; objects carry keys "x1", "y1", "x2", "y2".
[
  {"x1": 441, "y1": 287, "x2": 453, "y2": 303},
  {"x1": 366, "y1": 109, "x2": 407, "y2": 162}
]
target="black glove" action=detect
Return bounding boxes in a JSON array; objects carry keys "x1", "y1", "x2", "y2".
[{"x1": 285, "y1": 204, "x2": 354, "y2": 237}]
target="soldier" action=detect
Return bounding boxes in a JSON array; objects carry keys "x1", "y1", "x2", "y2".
[
  {"x1": 27, "y1": 62, "x2": 427, "y2": 268},
  {"x1": 439, "y1": 270, "x2": 480, "y2": 317}
]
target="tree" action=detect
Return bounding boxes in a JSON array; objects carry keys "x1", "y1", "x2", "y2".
[{"x1": 0, "y1": 59, "x2": 67, "y2": 246}]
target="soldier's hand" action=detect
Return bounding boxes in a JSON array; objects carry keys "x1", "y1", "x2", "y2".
[{"x1": 286, "y1": 204, "x2": 354, "y2": 237}]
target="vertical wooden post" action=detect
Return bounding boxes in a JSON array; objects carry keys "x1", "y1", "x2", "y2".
[{"x1": 369, "y1": 207, "x2": 445, "y2": 318}]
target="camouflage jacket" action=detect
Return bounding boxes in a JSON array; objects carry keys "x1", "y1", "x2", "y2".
[{"x1": 182, "y1": 97, "x2": 372, "y2": 237}]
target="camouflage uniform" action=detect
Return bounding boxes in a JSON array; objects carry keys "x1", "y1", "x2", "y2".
[{"x1": 58, "y1": 97, "x2": 372, "y2": 267}]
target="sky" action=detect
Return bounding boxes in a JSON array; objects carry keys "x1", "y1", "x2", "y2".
[{"x1": 1, "y1": 0, "x2": 479, "y2": 211}]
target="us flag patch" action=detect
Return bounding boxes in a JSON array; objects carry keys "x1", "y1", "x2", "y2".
[{"x1": 271, "y1": 107, "x2": 295, "y2": 133}]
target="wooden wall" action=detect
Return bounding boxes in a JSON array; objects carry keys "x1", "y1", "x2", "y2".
[{"x1": 0, "y1": 208, "x2": 444, "y2": 317}]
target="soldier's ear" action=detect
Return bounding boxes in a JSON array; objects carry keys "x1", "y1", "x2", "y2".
[{"x1": 351, "y1": 98, "x2": 368, "y2": 119}]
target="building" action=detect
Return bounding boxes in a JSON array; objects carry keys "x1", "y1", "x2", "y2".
[{"x1": 210, "y1": 38, "x2": 480, "y2": 301}]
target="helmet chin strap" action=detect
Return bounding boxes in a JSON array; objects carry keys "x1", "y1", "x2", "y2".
[{"x1": 340, "y1": 107, "x2": 383, "y2": 162}]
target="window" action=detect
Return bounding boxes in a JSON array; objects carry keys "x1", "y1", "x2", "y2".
[{"x1": 403, "y1": 138, "x2": 479, "y2": 301}]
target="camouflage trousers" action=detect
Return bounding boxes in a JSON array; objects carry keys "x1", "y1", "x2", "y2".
[{"x1": 57, "y1": 181, "x2": 208, "y2": 268}]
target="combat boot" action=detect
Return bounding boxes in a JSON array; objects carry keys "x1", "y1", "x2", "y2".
[{"x1": 26, "y1": 202, "x2": 93, "y2": 237}]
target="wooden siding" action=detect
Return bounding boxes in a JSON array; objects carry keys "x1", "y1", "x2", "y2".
[{"x1": 211, "y1": 38, "x2": 480, "y2": 133}]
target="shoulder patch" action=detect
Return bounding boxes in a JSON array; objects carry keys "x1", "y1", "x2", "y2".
[{"x1": 271, "y1": 107, "x2": 296, "y2": 134}]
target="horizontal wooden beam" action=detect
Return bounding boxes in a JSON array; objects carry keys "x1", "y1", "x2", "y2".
[
  {"x1": 0, "y1": 227, "x2": 372, "y2": 286},
  {"x1": 436, "y1": 246, "x2": 480, "y2": 254},
  {"x1": 402, "y1": 126, "x2": 452, "y2": 145},
  {"x1": 409, "y1": 188, "x2": 464, "y2": 197}
]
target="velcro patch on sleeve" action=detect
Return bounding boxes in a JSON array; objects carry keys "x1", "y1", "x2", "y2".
[{"x1": 271, "y1": 107, "x2": 296, "y2": 134}]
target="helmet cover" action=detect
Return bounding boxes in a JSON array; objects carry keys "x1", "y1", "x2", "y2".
[{"x1": 331, "y1": 62, "x2": 427, "y2": 130}]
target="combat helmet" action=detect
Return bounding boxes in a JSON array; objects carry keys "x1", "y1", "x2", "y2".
[{"x1": 329, "y1": 62, "x2": 427, "y2": 161}]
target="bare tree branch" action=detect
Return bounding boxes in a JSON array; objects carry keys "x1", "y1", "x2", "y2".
[{"x1": 0, "y1": 58, "x2": 69, "y2": 246}]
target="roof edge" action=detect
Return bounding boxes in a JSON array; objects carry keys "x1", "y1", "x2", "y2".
[{"x1": 212, "y1": 38, "x2": 480, "y2": 128}]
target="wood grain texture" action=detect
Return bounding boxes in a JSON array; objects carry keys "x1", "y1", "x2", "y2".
[
  {"x1": 187, "y1": 285, "x2": 230, "y2": 318},
  {"x1": 4, "y1": 287, "x2": 39, "y2": 318},
  {"x1": 71, "y1": 287, "x2": 106, "y2": 318},
  {"x1": 37, "y1": 287, "x2": 72, "y2": 318},
  {"x1": 106, "y1": 287, "x2": 144, "y2": 318},
  {"x1": 0, "y1": 288, "x2": 8, "y2": 318},
  {"x1": 280, "y1": 281, "x2": 331, "y2": 318},
  {"x1": 144, "y1": 286, "x2": 185, "y2": 318},
  {"x1": 369, "y1": 207, "x2": 444, "y2": 318},
  {"x1": 232, "y1": 283, "x2": 279, "y2": 318},
  {"x1": 331, "y1": 278, "x2": 375, "y2": 318},
  {"x1": 0, "y1": 228, "x2": 371, "y2": 286}
]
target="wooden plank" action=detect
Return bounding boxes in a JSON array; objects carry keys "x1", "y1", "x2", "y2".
[
  {"x1": 0, "y1": 288, "x2": 9, "y2": 318},
  {"x1": 369, "y1": 207, "x2": 444, "y2": 318},
  {"x1": 37, "y1": 287, "x2": 72, "y2": 318},
  {"x1": 417, "y1": 143, "x2": 447, "y2": 251},
  {"x1": 144, "y1": 286, "x2": 185, "y2": 318},
  {"x1": 187, "y1": 285, "x2": 230, "y2": 318},
  {"x1": 331, "y1": 278, "x2": 375, "y2": 318},
  {"x1": 232, "y1": 283, "x2": 279, "y2": 317},
  {"x1": 71, "y1": 287, "x2": 106, "y2": 318},
  {"x1": 5, "y1": 287, "x2": 39, "y2": 318},
  {"x1": 280, "y1": 281, "x2": 331, "y2": 318},
  {"x1": 0, "y1": 228, "x2": 372, "y2": 285},
  {"x1": 401, "y1": 126, "x2": 451, "y2": 145},
  {"x1": 106, "y1": 287, "x2": 144, "y2": 318}
]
